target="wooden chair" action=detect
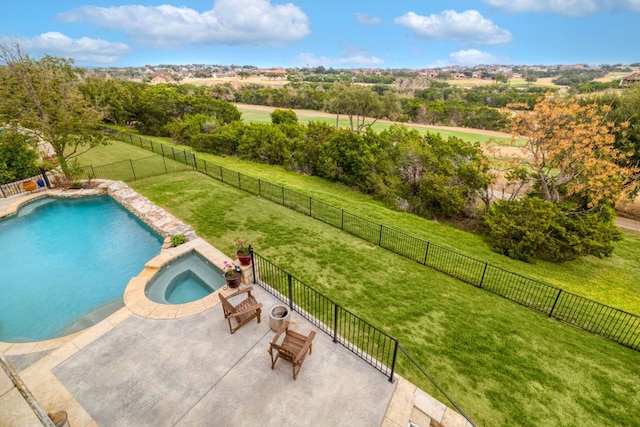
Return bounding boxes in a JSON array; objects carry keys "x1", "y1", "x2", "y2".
[
  {"x1": 219, "y1": 287, "x2": 262, "y2": 334},
  {"x1": 269, "y1": 321, "x2": 316, "y2": 380}
]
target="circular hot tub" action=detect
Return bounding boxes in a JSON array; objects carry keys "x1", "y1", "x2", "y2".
[{"x1": 145, "y1": 250, "x2": 226, "y2": 304}]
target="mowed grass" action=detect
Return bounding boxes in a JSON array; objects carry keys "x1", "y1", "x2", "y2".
[
  {"x1": 125, "y1": 170, "x2": 640, "y2": 427},
  {"x1": 236, "y1": 105, "x2": 514, "y2": 145},
  {"x1": 83, "y1": 137, "x2": 640, "y2": 316}
]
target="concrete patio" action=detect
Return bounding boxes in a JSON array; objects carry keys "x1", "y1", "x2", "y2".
[{"x1": 1, "y1": 285, "x2": 436, "y2": 426}]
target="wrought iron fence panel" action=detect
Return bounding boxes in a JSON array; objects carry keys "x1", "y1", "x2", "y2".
[
  {"x1": 258, "y1": 180, "x2": 285, "y2": 204},
  {"x1": 379, "y1": 226, "x2": 428, "y2": 263},
  {"x1": 283, "y1": 188, "x2": 312, "y2": 216},
  {"x1": 253, "y1": 252, "x2": 397, "y2": 378},
  {"x1": 238, "y1": 174, "x2": 260, "y2": 195},
  {"x1": 342, "y1": 211, "x2": 381, "y2": 243},
  {"x1": 425, "y1": 244, "x2": 485, "y2": 286},
  {"x1": 552, "y1": 292, "x2": 640, "y2": 350},
  {"x1": 481, "y1": 265, "x2": 559, "y2": 314},
  {"x1": 310, "y1": 199, "x2": 343, "y2": 228}
]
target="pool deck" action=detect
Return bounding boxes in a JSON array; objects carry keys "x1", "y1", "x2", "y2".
[{"x1": 1, "y1": 184, "x2": 471, "y2": 427}]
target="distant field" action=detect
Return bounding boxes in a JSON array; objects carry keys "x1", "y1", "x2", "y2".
[
  {"x1": 236, "y1": 104, "x2": 515, "y2": 146},
  {"x1": 445, "y1": 76, "x2": 559, "y2": 88}
]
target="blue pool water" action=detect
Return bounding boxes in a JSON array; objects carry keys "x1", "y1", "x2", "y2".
[
  {"x1": 145, "y1": 250, "x2": 225, "y2": 304},
  {"x1": 0, "y1": 196, "x2": 163, "y2": 342}
]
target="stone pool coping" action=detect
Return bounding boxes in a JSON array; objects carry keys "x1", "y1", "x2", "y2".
[{"x1": 0, "y1": 180, "x2": 246, "y2": 355}]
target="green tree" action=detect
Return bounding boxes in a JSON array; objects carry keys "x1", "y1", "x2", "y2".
[
  {"x1": 0, "y1": 127, "x2": 38, "y2": 182},
  {"x1": 0, "y1": 40, "x2": 107, "y2": 177},
  {"x1": 271, "y1": 109, "x2": 298, "y2": 125},
  {"x1": 325, "y1": 84, "x2": 388, "y2": 131},
  {"x1": 484, "y1": 198, "x2": 622, "y2": 262},
  {"x1": 80, "y1": 77, "x2": 140, "y2": 125}
]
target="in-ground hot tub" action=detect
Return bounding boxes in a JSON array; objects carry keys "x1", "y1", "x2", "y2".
[{"x1": 145, "y1": 250, "x2": 226, "y2": 304}]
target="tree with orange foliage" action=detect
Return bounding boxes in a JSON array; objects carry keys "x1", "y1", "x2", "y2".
[{"x1": 505, "y1": 95, "x2": 638, "y2": 207}]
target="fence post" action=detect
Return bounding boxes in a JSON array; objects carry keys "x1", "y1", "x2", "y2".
[
  {"x1": 192, "y1": 153, "x2": 197, "y2": 171},
  {"x1": 39, "y1": 167, "x2": 51, "y2": 189},
  {"x1": 171, "y1": 147, "x2": 176, "y2": 161},
  {"x1": 281, "y1": 186, "x2": 285, "y2": 205},
  {"x1": 129, "y1": 134, "x2": 133, "y2": 145},
  {"x1": 220, "y1": 166, "x2": 224, "y2": 182},
  {"x1": 549, "y1": 290, "x2": 562, "y2": 318},
  {"x1": 333, "y1": 304, "x2": 339, "y2": 343},
  {"x1": 378, "y1": 224, "x2": 384, "y2": 246},
  {"x1": 237, "y1": 172, "x2": 241, "y2": 189},
  {"x1": 287, "y1": 273, "x2": 293, "y2": 310},
  {"x1": 162, "y1": 154, "x2": 167, "y2": 174},
  {"x1": 479, "y1": 264, "x2": 488, "y2": 288},
  {"x1": 389, "y1": 340, "x2": 399, "y2": 383},
  {"x1": 129, "y1": 159, "x2": 137, "y2": 180},
  {"x1": 138, "y1": 136, "x2": 143, "y2": 148},
  {"x1": 422, "y1": 242, "x2": 430, "y2": 265},
  {"x1": 150, "y1": 140, "x2": 154, "y2": 153},
  {"x1": 90, "y1": 165, "x2": 96, "y2": 180},
  {"x1": 183, "y1": 150, "x2": 187, "y2": 165},
  {"x1": 204, "y1": 160, "x2": 208, "y2": 176},
  {"x1": 249, "y1": 246, "x2": 256, "y2": 286}
]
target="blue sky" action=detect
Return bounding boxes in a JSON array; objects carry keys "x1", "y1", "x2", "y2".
[{"x1": 1, "y1": 0, "x2": 639, "y2": 68}]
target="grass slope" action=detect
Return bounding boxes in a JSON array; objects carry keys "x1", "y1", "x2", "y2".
[
  {"x1": 86, "y1": 137, "x2": 640, "y2": 315},
  {"x1": 127, "y1": 171, "x2": 640, "y2": 427}
]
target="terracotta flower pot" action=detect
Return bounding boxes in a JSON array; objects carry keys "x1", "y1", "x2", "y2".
[
  {"x1": 22, "y1": 180, "x2": 37, "y2": 191},
  {"x1": 225, "y1": 272, "x2": 242, "y2": 288},
  {"x1": 237, "y1": 251, "x2": 251, "y2": 266}
]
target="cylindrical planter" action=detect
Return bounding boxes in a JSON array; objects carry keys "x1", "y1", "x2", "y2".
[
  {"x1": 237, "y1": 251, "x2": 251, "y2": 266},
  {"x1": 269, "y1": 304, "x2": 290, "y2": 332},
  {"x1": 225, "y1": 273, "x2": 242, "y2": 288}
]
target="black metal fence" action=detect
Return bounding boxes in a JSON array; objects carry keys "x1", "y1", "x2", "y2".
[
  {"x1": 0, "y1": 168, "x2": 52, "y2": 198},
  {"x1": 107, "y1": 132, "x2": 640, "y2": 351},
  {"x1": 250, "y1": 249, "x2": 477, "y2": 426}
]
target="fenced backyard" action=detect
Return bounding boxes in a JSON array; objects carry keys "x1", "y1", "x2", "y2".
[
  {"x1": 7, "y1": 133, "x2": 639, "y2": 425},
  {"x1": 89, "y1": 132, "x2": 639, "y2": 352},
  {"x1": 7, "y1": 132, "x2": 638, "y2": 351}
]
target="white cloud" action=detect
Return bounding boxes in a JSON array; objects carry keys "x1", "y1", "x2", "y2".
[
  {"x1": 16, "y1": 32, "x2": 130, "y2": 63},
  {"x1": 482, "y1": 0, "x2": 599, "y2": 16},
  {"x1": 449, "y1": 49, "x2": 501, "y2": 65},
  {"x1": 394, "y1": 10, "x2": 512, "y2": 46},
  {"x1": 295, "y1": 48, "x2": 383, "y2": 67},
  {"x1": 606, "y1": 0, "x2": 640, "y2": 11},
  {"x1": 57, "y1": 0, "x2": 310, "y2": 48},
  {"x1": 355, "y1": 13, "x2": 381, "y2": 25}
]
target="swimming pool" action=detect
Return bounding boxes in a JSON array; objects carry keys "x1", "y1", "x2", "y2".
[
  {"x1": 0, "y1": 196, "x2": 163, "y2": 342},
  {"x1": 145, "y1": 250, "x2": 226, "y2": 304}
]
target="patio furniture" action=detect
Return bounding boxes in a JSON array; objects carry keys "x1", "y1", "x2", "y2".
[
  {"x1": 219, "y1": 287, "x2": 262, "y2": 334},
  {"x1": 268, "y1": 321, "x2": 316, "y2": 380}
]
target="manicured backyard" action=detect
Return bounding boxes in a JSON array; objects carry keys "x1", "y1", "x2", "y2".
[{"x1": 76, "y1": 136, "x2": 640, "y2": 426}]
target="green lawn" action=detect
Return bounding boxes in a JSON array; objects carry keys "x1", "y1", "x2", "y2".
[
  {"x1": 124, "y1": 170, "x2": 640, "y2": 427},
  {"x1": 83, "y1": 137, "x2": 640, "y2": 316}
]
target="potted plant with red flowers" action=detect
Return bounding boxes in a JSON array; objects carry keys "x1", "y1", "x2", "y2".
[{"x1": 235, "y1": 238, "x2": 252, "y2": 266}]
